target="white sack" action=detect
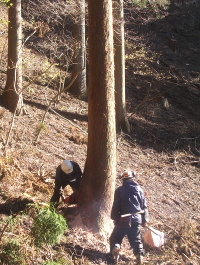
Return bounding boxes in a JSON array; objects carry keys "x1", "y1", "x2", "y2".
[{"x1": 143, "y1": 226, "x2": 165, "y2": 248}]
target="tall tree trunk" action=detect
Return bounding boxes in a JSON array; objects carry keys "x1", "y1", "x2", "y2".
[
  {"x1": 69, "y1": 0, "x2": 87, "y2": 100},
  {"x1": 113, "y1": 0, "x2": 130, "y2": 133},
  {"x1": 76, "y1": 0, "x2": 116, "y2": 235},
  {"x1": 2, "y1": 0, "x2": 23, "y2": 113}
]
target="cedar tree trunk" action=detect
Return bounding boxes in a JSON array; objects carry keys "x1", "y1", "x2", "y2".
[
  {"x1": 76, "y1": 0, "x2": 116, "y2": 235},
  {"x1": 70, "y1": 0, "x2": 87, "y2": 99},
  {"x1": 113, "y1": 0, "x2": 130, "y2": 133}
]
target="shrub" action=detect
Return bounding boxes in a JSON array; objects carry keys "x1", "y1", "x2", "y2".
[{"x1": 30, "y1": 206, "x2": 68, "y2": 247}]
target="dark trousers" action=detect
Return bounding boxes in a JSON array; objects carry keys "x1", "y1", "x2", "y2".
[{"x1": 109, "y1": 222, "x2": 144, "y2": 256}]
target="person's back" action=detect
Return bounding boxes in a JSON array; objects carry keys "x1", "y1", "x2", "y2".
[
  {"x1": 111, "y1": 179, "x2": 147, "y2": 223},
  {"x1": 109, "y1": 170, "x2": 148, "y2": 264}
]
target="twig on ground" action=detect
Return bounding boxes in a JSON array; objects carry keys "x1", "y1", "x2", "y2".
[
  {"x1": 0, "y1": 214, "x2": 18, "y2": 242},
  {"x1": 22, "y1": 62, "x2": 57, "y2": 92},
  {"x1": 182, "y1": 253, "x2": 191, "y2": 263},
  {"x1": 3, "y1": 106, "x2": 18, "y2": 153},
  {"x1": 151, "y1": 208, "x2": 186, "y2": 243},
  {"x1": 34, "y1": 66, "x2": 86, "y2": 144},
  {"x1": 45, "y1": 93, "x2": 87, "y2": 134}
]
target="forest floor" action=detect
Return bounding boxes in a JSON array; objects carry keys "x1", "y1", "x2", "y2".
[{"x1": 0, "y1": 1, "x2": 200, "y2": 265}]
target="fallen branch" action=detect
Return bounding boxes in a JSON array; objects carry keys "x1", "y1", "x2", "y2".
[
  {"x1": 182, "y1": 253, "x2": 192, "y2": 263},
  {"x1": 45, "y1": 93, "x2": 87, "y2": 134},
  {"x1": 151, "y1": 208, "x2": 186, "y2": 243},
  {"x1": 34, "y1": 66, "x2": 86, "y2": 144},
  {"x1": 22, "y1": 62, "x2": 57, "y2": 92}
]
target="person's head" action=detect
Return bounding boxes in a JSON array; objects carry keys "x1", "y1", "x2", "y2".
[
  {"x1": 121, "y1": 170, "x2": 135, "y2": 183},
  {"x1": 61, "y1": 160, "x2": 73, "y2": 174}
]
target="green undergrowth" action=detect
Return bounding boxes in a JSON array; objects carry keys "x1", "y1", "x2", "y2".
[
  {"x1": 0, "y1": 204, "x2": 69, "y2": 265},
  {"x1": 0, "y1": 240, "x2": 23, "y2": 265},
  {"x1": 30, "y1": 205, "x2": 68, "y2": 247}
]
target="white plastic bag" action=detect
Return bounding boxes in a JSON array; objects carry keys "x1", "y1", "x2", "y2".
[{"x1": 143, "y1": 226, "x2": 165, "y2": 248}]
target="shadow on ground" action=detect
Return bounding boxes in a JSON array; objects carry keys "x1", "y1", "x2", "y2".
[{"x1": 0, "y1": 197, "x2": 34, "y2": 215}]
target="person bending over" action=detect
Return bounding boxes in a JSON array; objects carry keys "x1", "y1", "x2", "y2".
[{"x1": 50, "y1": 160, "x2": 82, "y2": 207}]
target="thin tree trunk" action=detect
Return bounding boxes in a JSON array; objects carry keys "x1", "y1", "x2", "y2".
[
  {"x1": 76, "y1": 0, "x2": 116, "y2": 235},
  {"x1": 114, "y1": 0, "x2": 130, "y2": 133},
  {"x1": 2, "y1": 0, "x2": 23, "y2": 113},
  {"x1": 70, "y1": 0, "x2": 87, "y2": 99}
]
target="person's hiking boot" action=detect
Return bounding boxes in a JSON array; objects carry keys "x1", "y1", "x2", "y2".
[
  {"x1": 111, "y1": 244, "x2": 120, "y2": 262},
  {"x1": 135, "y1": 254, "x2": 143, "y2": 264}
]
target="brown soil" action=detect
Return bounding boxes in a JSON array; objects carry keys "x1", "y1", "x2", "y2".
[{"x1": 0, "y1": 1, "x2": 200, "y2": 265}]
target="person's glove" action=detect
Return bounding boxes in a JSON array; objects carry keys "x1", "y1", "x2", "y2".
[
  {"x1": 64, "y1": 196, "x2": 70, "y2": 204},
  {"x1": 63, "y1": 193, "x2": 78, "y2": 204}
]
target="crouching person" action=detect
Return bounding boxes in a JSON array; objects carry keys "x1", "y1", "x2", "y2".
[
  {"x1": 50, "y1": 160, "x2": 82, "y2": 208},
  {"x1": 109, "y1": 170, "x2": 148, "y2": 264}
]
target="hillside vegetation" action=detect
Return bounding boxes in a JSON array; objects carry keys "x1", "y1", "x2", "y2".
[{"x1": 0, "y1": 1, "x2": 200, "y2": 264}]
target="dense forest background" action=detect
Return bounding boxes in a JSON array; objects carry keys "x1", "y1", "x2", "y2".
[{"x1": 0, "y1": 0, "x2": 200, "y2": 264}]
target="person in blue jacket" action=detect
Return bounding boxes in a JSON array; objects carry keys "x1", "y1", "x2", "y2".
[
  {"x1": 109, "y1": 170, "x2": 148, "y2": 264},
  {"x1": 50, "y1": 160, "x2": 82, "y2": 207}
]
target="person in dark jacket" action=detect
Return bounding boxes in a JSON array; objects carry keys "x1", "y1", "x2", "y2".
[
  {"x1": 109, "y1": 170, "x2": 148, "y2": 264},
  {"x1": 50, "y1": 160, "x2": 82, "y2": 207}
]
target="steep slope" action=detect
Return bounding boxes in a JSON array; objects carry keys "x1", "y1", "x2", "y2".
[{"x1": 0, "y1": 1, "x2": 200, "y2": 264}]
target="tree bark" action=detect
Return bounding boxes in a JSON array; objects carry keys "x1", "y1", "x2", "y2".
[
  {"x1": 76, "y1": 0, "x2": 116, "y2": 235},
  {"x1": 69, "y1": 0, "x2": 87, "y2": 100},
  {"x1": 113, "y1": 0, "x2": 130, "y2": 133},
  {"x1": 2, "y1": 0, "x2": 23, "y2": 113}
]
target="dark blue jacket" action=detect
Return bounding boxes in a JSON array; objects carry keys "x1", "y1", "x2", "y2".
[{"x1": 111, "y1": 180, "x2": 148, "y2": 224}]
